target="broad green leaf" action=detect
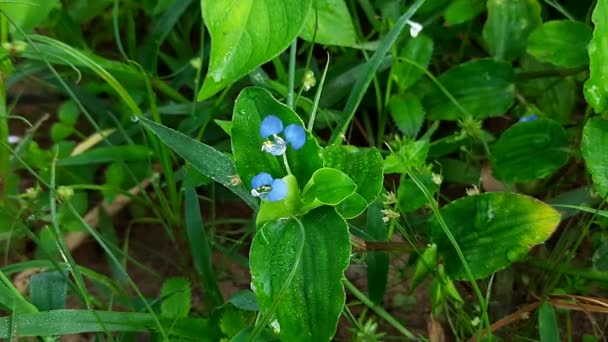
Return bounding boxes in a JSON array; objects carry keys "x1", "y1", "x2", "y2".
[
  {"x1": 482, "y1": 0, "x2": 541, "y2": 61},
  {"x1": 300, "y1": 0, "x2": 357, "y2": 47},
  {"x1": 422, "y1": 59, "x2": 515, "y2": 120},
  {"x1": 519, "y1": 55, "x2": 576, "y2": 123},
  {"x1": 57, "y1": 146, "x2": 151, "y2": 166},
  {"x1": 398, "y1": 172, "x2": 440, "y2": 213},
  {"x1": 232, "y1": 87, "x2": 322, "y2": 190},
  {"x1": 160, "y1": 277, "x2": 191, "y2": 319},
  {"x1": 0, "y1": 0, "x2": 60, "y2": 35},
  {"x1": 0, "y1": 310, "x2": 218, "y2": 339},
  {"x1": 301, "y1": 168, "x2": 356, "y2": 207},
  {"x1": 581, "y1": 117, "x2": 608, "y2": 197},
  {"x1": 336, "y1": 193, "x2": 368, "y2": 219},
  {"x1": 322, "y1": 145, "x2": 383, "y2": 204},
  {"x1": 256, "y1": 175, "x2": 301, "y2": 227},
  {"x1": 198, "y1": 0, "x2": 312, "y2": 100},
  {"x1": 138, "y1": 116, "x2": 258, "y2": 209},
  {"x1": 430, "y1": 192, "x2": 560, "y2": 279},
  {"x1": 29, "y1": 271, "x2": 67, "y2": 311},
  {"x1": 527, "y1": 20, "x2": 592, "y2": 68},
  {"x1": 539, "y1": 302, "x2": 559, "y2": 342},
  {"x1": 364, "y1": 202, "x2": 389, "y2": 303},
  {"x1": 250, "y1": 206, "x2": 350, "y2": 342},
  {"x1": 389, "y1": 93, "x2": 425, "y2": 138},
  {"x1": 584, "y1": 0, "x2": 608, "y2": 113},
  {"x1": 392, "y1": 35, "x2": 433, "y2": 91},
  {"x1": 491, "y1": 119, "x2": 569, "y2": 182},
  {"x1": 231, "y1": 327, "x2": 278, "y2": 342},
  {"x1": 444, "y1": 0, "x2": 485, "y2": 25}
]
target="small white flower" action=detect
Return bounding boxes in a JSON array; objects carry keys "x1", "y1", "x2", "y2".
[
  {"x1": 383, "y1": 192, "x2": 397, "y2": 205},
  {"x1": 270, "y1": 319, "x2": 281, "y2": 334},
  {"x1": 302, "y1": 70, "x2": 316, "y2": 91},
  {"x1": 8, "y1": 135, "x2": 20, "y2": 144},
  {"x1": 466, "y1": 185, "x2": 480, "y2": 196},
  {"x1": 407, "y1": 20, "x2": 423, "y2": 38},
  {"x1": 381, "y1": 209, "x2": 400, "y2": 223},
  {"x1": 431, "y1": 173, "x2": 443, "y2": 185}
]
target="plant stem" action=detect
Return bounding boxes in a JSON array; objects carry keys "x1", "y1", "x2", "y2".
[
  {"x1": 515, "y1": 66, "x2": 586, "y2": 81},
  {"x1": 343, "y1": 278, "x2": 417, "y2": 340},
  {"x1": 287, "y1": 39, "x2": 297, "y2": 109},
  {"x1": 0, "y1": 14, "x2": 10, "y2": 204}
]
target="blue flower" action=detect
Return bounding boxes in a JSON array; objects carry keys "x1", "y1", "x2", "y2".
[
  {"x1": 260, "y1": 115, "x2": 306, "y2": 155},
  {"x1": 250, "y1": 172, "x2": 288, "y2": 202},
  {"x1": 518, "y1": 114, "x2": 538, "y2": 123}
]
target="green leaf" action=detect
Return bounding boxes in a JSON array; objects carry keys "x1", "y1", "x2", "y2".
[
  {"x1": 584, "y1": 0, "x2": 608, "y2": 113},
  {"x1": 299, "y1": 0, "x2": 357, "y2": 47},
  {"x1": 57, "y1": 146, "x2": 152, "y2": 166},
  {"x1": 491, "y1": 119, "x2": 569, "y2": 182},
  {"x1": 301, "y1": 168, "x2": 356, "y2": 207},
  {"x1": 0, "y1": 0, "x2": 61, "y2": 35},
  {"x1": 384, "y1": 139, "x2": 430, "y2": 174},
  {"x1": 398, "y1": 172, "x2": 440, "y2": 213},
  {"x1": 527, "y1": 20, "x2": 592, "y2": 68},
  {"x1": 138, "y1": 116, "x2": 258, "y2": 209},
  {"x1": 444, "y1": 0, "x2": 485, "y2": 25},
  {"x1": 389, "y1": 93, "x2": 425, "y2": 138},
  {"x1": 322, "y1": 145, "x2": 383, "y2": 204},
  {"x1": 58, "y1": 101, "x2": 80, "y2": 125},
  {"x1": 430, "y1": 192, "x2": 561, "y2": 280},
  {"x1": 227, "y1": 291, "x2": 259, "y2": 311},
  {"x1": 539, "y1": 302, "x2": 560, "y2": 342},
  {"x1": 160, "y1": 277, "x2": 191, "y2": 319},
  {"x1": 198, "y1": 0, "x2": 312, "y2": 100},
  {"x1": 581, "y1": 117, "x2": 608, "y2": 197},
  {"x1": 256, "y1": 175, "x2": 301, "y2": 227},
  {"x1": 232, "y1": 87, "x2": 323, "y2": 190},
  {"x1": 29, "y1": 271, "x2": 67, "y2": 311},
  {"x1": 250, "y1": 207, "x2": 350, "y2": 342},
  {"x1": 364, "y1": 202, "x2": 389, "y2": 303},
  {"x1": 422, "y1": 59, "x2": 515, "y2": 120},
  {"x1": 0, "y1": 310, "x2": 218, "y2": 339},
  {"x1": 482, "y1": 0, "x2": 542, "y2": 61},
  {"x1": 410, "y1": 244, "x2": 437, "y2": 292},
  {"x1": 392, "y1": 35, "x2": 434, "y2": 91},
  {"x1": 50, "y1": 122, "x2": 74, "y2": 142},
  {"x1": 336, "y1": 193, "x2": 368, "y2": 219}
]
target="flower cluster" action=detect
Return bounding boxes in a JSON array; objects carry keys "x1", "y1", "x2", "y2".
[{"x1": 250, "y1": 115, "x2": 307, "y2": 202}]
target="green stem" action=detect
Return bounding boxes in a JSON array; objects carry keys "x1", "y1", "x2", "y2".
[
  {"x1": 287, "y1": 40, "x2": 297, "y2": 109},
  {"x1": 307, "y1": 54, "x2": 330, "y2": 132},
  {"x1": 0, "y1": 14, "x2": 9, "y2": 203},
  {"x1": 526, "y1": 257, "x2": 608, "y2": 282},
  {"x1": 515, "y1": 66, "x2": 586, "y2": 81},
  {"x1": 343, "y1": 278, "x2": 417, "y2": 340},
  {"x1": 282, "y1": 153, "x2": 292, "y2": 175}
]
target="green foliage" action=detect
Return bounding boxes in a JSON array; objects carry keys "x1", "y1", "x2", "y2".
[
  {"x1": 422, "y1": 59, "x2": 515, "y2": 120},
  {"x1": 491, "y1": 119, "x2": 569, "y2": 182},
  {"x1": 198, "y1": 0, "x2": 312, "y2": 100},
  {"x1": 2, "y1": 0, "x2": 608, "y2": 340},
  {"x1": 430, "y1": 193, "x2": 561, "y2": 279},
  {"x1": 581, "y1": 117, "x2": 608, "y2": 197},
  {"x1": 250, "y1": 207, "x2": 350, "y2": 342},
  {"x1": 584, "y1": 0, "x2": 608, "y2": 112}
]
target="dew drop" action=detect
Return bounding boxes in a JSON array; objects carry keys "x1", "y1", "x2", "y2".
[{"x1": 130, "y1": 115, "x2": 139, "y2": 123}]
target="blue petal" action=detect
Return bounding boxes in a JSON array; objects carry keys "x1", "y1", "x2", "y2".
[
  {"x1": 284, "y1": 124, "x2": 306, "y2": 150},
  {"x1": 518, "y1": 114, "x2": 538, "y2": 123},
  {"x1": 260, "y1": 115, "x2": 284, "y2": 138},
  {"x1": 251, "y1": 172, "x2": 273, "y2": 189},
  {"x1": 268, "y1": 178, "x2": 288, "y2": 202}
]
